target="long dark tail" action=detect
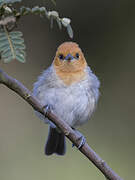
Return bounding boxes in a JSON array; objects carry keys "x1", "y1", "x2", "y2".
[{"x1": 45, "y1": 126, "x2": 66, "y2": 156}]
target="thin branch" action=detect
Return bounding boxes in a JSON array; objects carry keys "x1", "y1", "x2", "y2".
[{"x1": 0, "y1": 68, "x2": 123, "y2": 180}]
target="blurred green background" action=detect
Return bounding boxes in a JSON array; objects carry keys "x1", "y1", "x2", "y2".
[{"x1": 0, "y1": 0, "x2": 135, "y2": 179}]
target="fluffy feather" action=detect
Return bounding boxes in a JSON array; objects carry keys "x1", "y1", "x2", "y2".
[{"x1": 33, "y1": 42, "x2": 100, "y2": 155}]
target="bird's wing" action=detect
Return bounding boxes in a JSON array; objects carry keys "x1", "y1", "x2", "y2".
[
  {"x1": 33, "y1": 65, "x2": 54, "y2": 96},
  {"x1": 86, "y1": 66, "x2": 100, "y2": 89},
  {"x1": 86, "y1": 66, "x2": 100, "y2": 102}
]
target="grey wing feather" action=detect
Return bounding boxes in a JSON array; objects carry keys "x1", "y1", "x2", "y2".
[
  {"x1": 86, "y1": 66, "x2": 100, "y2": 102},
  {"x1": 33, "y1": 65, "x2": 56, "y2": 128},
  {"x1": 33, "y1": 65, "x2": 54, "y2": 96}
]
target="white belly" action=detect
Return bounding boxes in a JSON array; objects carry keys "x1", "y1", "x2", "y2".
[{"x1": 36, "y1": 80, "x2": 96, "y2": 128}]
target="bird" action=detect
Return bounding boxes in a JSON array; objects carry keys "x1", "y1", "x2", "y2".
[{"x1": 33, "y1": 42, "x2": 100, "y2": 156}]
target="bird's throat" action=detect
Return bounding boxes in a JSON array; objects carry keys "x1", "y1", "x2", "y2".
[{"x1": 54, "y1": 67, "x2": 86, "y2": 86}]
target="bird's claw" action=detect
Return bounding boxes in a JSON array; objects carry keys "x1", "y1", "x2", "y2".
[
  {"x1": 77, "y1": 135, "x2": 86, "y2": 149},
  {"x1": 42, "y1": 104, "x2": 53, "y2": 115},
  {"x1": 72, "y1": 129, "x2": 86, "y2": 149}
]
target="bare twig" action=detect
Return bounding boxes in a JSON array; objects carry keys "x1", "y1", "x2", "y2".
[{"x1": 0, "y1": 69, "x2": 123, "y2": 180}]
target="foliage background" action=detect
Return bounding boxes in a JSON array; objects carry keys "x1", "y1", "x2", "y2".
[{"x1": 0, "y1": 0, "x2": 135, "y2": 179}]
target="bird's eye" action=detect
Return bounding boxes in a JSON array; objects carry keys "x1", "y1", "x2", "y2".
[
  {"x1": 58, "y1": 54, "x2": 64, "y2": 60},
  {"x1": 75, "y1": 53, "x2": 79, "y2": 59}
]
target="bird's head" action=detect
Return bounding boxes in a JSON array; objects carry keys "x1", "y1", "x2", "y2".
[
  {"x1": 53, "y1": 42, "x2": 87, "y2": 85},
  {"x1": 53, "y1": 42, "x2": 87, "y2": 73}
]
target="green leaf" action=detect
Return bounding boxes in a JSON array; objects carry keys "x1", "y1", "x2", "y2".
[
  {"x1": 67, "y1": 24, "x2": 73, "y2": 39},
  {"x1": 3, "y1": 55, "x2": 13, "y2": 63},
  {"x1": 39, "y1": 7, "x2": 47, "y2": 16},
  {"x1": 0, "y1": 29, "x2": 26, "y2": 63},
  {"x1": 2, "y1": 50, "x2": 12, "y2": 58},
  {"x1": 20, "y1": 6, "x2": 31, "y2": 16},
  {"x1": 50, "y1": 16, "x2": 54, "y2": 29},
  {"x1": 51, "y1": 0, "x2": 56, "y2": 6},
  {"x1": 56, "y1": 18, "x2": 62, "y2": 30},
  {"x1": 0, "y1": 0, "x2": 21, "y2": 7},
  {"x1": 10, "y1": 37, "x2": 24, "y2": 44},
  {"x1": 2, "y1": 47, "x2": 12, "y2": 56},
  {"x1": 32, "y1": 6, "x2": 40, "y2": 14},
  {"x1": 0, "y1": 0, "x2": 5, "y2": 7},
  {"x1": 0, "y1": 39, "x2": 9, "y2": 48},
  {"x1": 0, "y1": 35, "x2": 7, "y2": 41},
  {"x1": 16, "y1": 49, "x2": 25, "y2": 56},
  {"x1": 0, "y1": 43, "x2": 10, "y2": 51},
  {"x1": 14, "y1": 43, "x2": 25, "y2": 50},
  {"x1": 10, "y1": 31, "x2": 23, "y2": 37},
  {"x1": 5, "y1": 0, "x2": 21, "y2": 3},
  {"x1": 16, "y1": 54, "x2": 25, "y2": 63}
]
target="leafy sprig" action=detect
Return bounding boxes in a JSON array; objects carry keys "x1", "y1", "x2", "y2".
[
  {"x1": 0, "y1": 29, "x2": 25, "y2": 63},
  {"x1": 0, "y1": 0, "x2": 21, "y2": 7},
  {"x1": 0, "y1": 0, "x2": 74, "y2": 63}
]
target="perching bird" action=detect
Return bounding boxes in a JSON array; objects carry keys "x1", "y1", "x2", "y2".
[{"x1": 33, "y1": 42, "x2": 100, "y2": 156}]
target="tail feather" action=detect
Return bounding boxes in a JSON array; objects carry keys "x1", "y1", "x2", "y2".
[{"x1": 45, "y1": 127, "x2": 66, "y2": 156}]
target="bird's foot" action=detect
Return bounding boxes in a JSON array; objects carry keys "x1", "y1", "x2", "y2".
[
  {"x1": 72, "y1": 129, "x2": 86, "y2": 149},
  {"x1": 42, "y1": 104, "x2": 53, "y2": 115}
]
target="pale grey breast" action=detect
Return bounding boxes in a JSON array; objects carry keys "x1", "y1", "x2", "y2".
[{"x1": 33, "y1": 65, "x2": 100, "y2": 128}]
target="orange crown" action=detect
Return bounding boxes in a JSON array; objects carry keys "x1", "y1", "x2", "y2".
[{"x1": 53, "y1": 42, "x2": 87, "y2": 86}]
